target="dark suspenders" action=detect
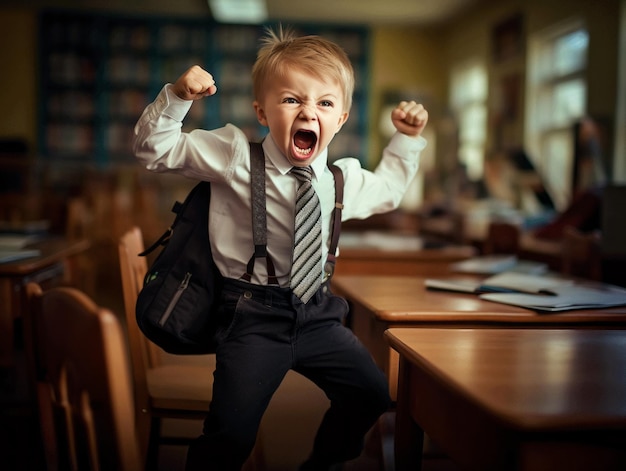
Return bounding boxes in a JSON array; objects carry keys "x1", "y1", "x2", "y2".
[{"x1": 241, "y1": 142, "x2": 344, "y2": 285}]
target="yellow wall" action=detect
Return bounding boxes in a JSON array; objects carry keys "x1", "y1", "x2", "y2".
[
  {"x1": 0, "y1": 8, "x2": 37, "y2": 151},
  {"x1": 368, "y1": 26, "x2": 447, "y2": 164}
]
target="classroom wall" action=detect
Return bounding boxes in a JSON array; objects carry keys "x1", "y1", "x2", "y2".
[
  {"x1": 367, "y1": 25, "x2": 447, "y2": 165},
  {"x1": 0, "y1": 9, "x2": 37, "y2": 151}
]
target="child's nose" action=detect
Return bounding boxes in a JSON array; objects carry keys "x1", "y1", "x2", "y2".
[{"x1": 299, "y1": 105, "x2": 316, "y2": 120}]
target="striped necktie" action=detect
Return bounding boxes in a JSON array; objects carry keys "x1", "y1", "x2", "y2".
[{"x1": 290, "y1": 166, "x2": 322, "y2": 303}]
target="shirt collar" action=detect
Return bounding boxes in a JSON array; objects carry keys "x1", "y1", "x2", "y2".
[{"x1": 262, "y1": 134, "x2": 329, "y2": 181}]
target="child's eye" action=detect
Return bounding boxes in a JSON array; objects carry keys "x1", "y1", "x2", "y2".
[
  {"x1": 319, "y1": 100, "x2": 333, "y2": 107},
  {"x1": 283, "y1": 97, "x2": 298, "y2": 104}
]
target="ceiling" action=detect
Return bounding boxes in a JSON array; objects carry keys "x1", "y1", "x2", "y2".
[
  {"x1": 263, "y1": 0, "x2": 488, "y2": 26},
  {"x1": 6, "y1": 0, "x2": 491, "y2": 27}
]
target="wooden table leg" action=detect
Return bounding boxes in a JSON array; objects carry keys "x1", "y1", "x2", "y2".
[
  {"x1": 395, "y1": 356, "x2": 424, "y2": 471},
  {"x1": 0, "y1": 278, "x2": 14, "y2": 368}
]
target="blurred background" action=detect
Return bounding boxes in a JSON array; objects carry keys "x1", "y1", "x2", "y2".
[
  {"x1": 1, "y1": 0, "x2": 624, "y2": 337},
  {"x1": 0, "y1": 1, "x2": 625, "y2": 468}
]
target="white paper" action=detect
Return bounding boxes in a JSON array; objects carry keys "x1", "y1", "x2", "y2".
[{"x1": 480, "y1": 283, "x2": 626, "y2": 312}]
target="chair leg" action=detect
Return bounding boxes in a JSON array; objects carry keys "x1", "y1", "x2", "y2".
[{"x1": 145, "y1": 417, "x2": 161, "y2": 471}]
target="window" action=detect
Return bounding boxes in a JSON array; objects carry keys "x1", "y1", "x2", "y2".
[
  {"x1": 526, "y1": 21, "x2": 589, "y2": 209},
  {"x1": 450, "y1": 60, "x2": 488, "y2": 181}
]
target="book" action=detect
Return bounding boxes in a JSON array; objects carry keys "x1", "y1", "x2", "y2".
[{"x1": 426, "y1": 272, "x2": 572, "y2": 295}]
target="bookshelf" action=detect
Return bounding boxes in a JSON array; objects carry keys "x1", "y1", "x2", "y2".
[{"x1": 38, "y1": 10, "x2": 370, "y2": 168}]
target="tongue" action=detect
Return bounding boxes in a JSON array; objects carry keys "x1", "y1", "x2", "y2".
[{"x1": 294, "y1": 131, "x2": 314, "y2": 150}]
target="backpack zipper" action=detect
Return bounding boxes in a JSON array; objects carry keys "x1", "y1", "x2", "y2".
[{"x1": 159, "y1": 272, "x2": 192, "y2": 326}]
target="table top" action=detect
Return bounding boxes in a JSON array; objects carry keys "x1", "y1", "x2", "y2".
[
  {"x1": 332, "y1": 275, "x2": 626, "y2": 324},
  {"x1": 0, "y1": 237, "x2": 90, "y2": 276},
  {"x1": 385, "y1": 327, "x2": 626, "y2": 430}
]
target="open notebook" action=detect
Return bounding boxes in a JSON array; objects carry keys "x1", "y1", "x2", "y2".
[{"x1": 426, "y1": 272, "x2": 626, "y2": 312}]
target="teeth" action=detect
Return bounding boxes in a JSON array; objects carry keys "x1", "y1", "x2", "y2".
[{"x1": 295, "y1": 146, "x2": 312, "y2": 156}]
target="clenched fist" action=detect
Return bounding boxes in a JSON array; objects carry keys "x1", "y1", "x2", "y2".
[
  {"x1": 391, "y1": 101, "x2": 428, "y2": 137},
  {"x1": 171, "y1": 65, "x2": 218, "y2": 101}
]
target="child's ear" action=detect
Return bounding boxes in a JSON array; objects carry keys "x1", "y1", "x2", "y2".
[
  {"x1": 253, "y1": 101, "x2": 268, "y2": 126},
  {"x1": 334, "y1": 111, "x2": 350, "y2": 134}
]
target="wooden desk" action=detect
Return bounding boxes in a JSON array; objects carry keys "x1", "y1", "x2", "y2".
[
  {"x1": 386, "y1": 328, "x2": 626, "y2": 471},
  {"x1": 0, "y1": 237, "x2": 90, "y2": 367},
  {"x1": 335, "y1": 231, "x2": 476, "y2": 277},
  {"x1": 331, "y1": 275, "x2": 626, "y2": 399}
]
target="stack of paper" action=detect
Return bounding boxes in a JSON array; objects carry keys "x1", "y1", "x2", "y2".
[
  {"x1": 450, "y1": 255, "x2": 548, "y2": 275},
  {"x1": 426, "y1": 272, "x2": 570, "y2": 295},
  {"x1": 0, "y1": 234, "x2": 41, "y2": 264},
  {"x1": 0, "y1": 235, "x2": 39, "y2": 249},
  {"x1": 338, "y1": 231, "x2": 424, "y2": 251},
  {"x1": 0, "y1": 249, "x2": 41, "y2": 264},
  {"x1": 481, "y1": 283, "x2": 626, "y2": 312},
  {"x1": 425, "y1": 272, "x2": 626, "y2": 312}
]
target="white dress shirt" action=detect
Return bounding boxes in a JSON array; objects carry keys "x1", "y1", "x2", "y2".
[{"x1": 133, "y1": 85, "x2": 427, "y2": 286}]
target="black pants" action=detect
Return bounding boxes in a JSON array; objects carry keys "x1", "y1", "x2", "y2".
[{"x1": 185, "y1": 278, "x2": 391, "y2": 470}]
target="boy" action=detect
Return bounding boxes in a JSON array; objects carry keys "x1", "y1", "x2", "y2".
[{"x1": 133, "y1": 27, "x2": 428, "y2": 471}]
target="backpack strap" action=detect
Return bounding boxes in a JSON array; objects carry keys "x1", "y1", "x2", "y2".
[
  {"x1": 240, "y1": 142, "x2": 279, "y2": 285},
  {"x1": 325, "y1": 164, "x2": 344, "y2": 280},
  {"x1": 138, "y1": 183, "x2": 209, "y2": 257}
]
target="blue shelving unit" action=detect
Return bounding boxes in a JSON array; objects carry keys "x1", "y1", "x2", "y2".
[{"x1": 38, "y1": 10, "x2": 370, "y2": 168}]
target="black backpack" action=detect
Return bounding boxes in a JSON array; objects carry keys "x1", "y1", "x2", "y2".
[{"x1": 136, "y1": 142, "x2": 344, "y2": 354}]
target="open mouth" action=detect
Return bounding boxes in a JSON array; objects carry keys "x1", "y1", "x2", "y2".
[{"x1": 293, "y1": 130, "x2": 318, "y2": 158}]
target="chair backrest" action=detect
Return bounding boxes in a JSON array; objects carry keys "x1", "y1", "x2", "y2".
[
  {"x1": 25, "y1": 283, "x2": 142, "y2": 471},
  {"x1": 117, "y1": 226, "x2": 155, "y2": 418},
  {"x1": 483, "y1": 221, "x2": 521, "y2": 255},
  {"x1": 561, "y1": 225, "x2": 603, "y2": 281}
]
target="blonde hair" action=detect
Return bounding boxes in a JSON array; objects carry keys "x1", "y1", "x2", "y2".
[{"x1": 251, "y1": 26, "x2": 355, "y2": 111}]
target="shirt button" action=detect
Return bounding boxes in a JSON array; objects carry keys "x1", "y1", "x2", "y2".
[{"x1": 243, "y1": 291, "x2": 252, "y2": 299}]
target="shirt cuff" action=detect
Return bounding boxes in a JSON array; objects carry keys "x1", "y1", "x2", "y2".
[
  {"x1": 387, "y1": 132, "x2": 427, "y2": 156},
  {"x1": 160, "y1": 84, "x2": 193, "y2": 121}
]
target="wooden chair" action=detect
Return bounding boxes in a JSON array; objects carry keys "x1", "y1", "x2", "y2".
[
  {"x1": 119, "y1": 226, "x2": 266, "y2": 470},
  {"x1": 24, "y1": 283, "x2": 142, "y2": 471},
  {"x1": 561, "y1": 225, "x2": 603, "y2": 281},
  {"x1": 118, "y1": 226, "x2": 214, "y2": 469},
  {"x1": 483, "y1": 221, "x2": 521, "y2": 255}
]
